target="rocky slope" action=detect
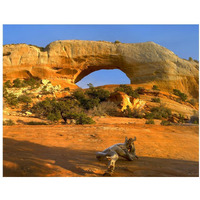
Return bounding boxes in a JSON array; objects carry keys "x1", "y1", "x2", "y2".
[{"x1": 3, "y1": 40, "x2": 199, "y2": 98}]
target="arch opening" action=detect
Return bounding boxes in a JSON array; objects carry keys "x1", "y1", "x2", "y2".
[{"x1": 76, "y1": 69, "x2": 130, "y2": 88}]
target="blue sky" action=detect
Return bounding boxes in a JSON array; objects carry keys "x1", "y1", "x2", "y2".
[{"x1": 3, "y1": 25, "x2": 199, "y2": 88}]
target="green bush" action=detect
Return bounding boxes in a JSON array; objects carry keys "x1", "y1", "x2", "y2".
[
  {"x1": 114, "y1": 85, "x2": 140, "y2": 98},
  {"x1": 123, "y1": 106, "x2": 144, "y2": 118},
  {"x1": 88, "y1": 101, "x2": 119, "y2": 117},
  {"x1": 160, "y1": 120, "x2": 171, "y2": 126},
  {"x1": 152, "y1": 85, "x2": 159, "y2": 90},
  {"x1": 136, "y1": 87, "x2": 145, "y2": 94},
  {"x1": 31, "y1": 98, "x2": 95, "y2": 124},
  {"x1": 194, "y1": 59, "x2": 199, "y2": 63},
  {"x1": 13, "y1": 78, "x2": 26, "y2": 88},
  {"x1": 63, "y1": 87, "x2": 70, "y2": 91},
  {"x1": 173, "y1": 89, "x2": 187, "y2": 101},
  {"x1": 4, "y1": 80, "x2": 12, "y2": 88},
  {"x1": 145, "y1": 119, "x2": 155, "y2": 124},
  {"x1": 151, "y1": 98, "x2": 161, "y2": 103},
  {"x1": 27, "y1": 121, "x2": 47, "y2": 125},
  {"x1": 86, "y1": 86, "x2": 110, "y2": 102},
  {"x1": 178, "y1": 114, "x2": 185, "y2": 123},
  {"x1": 145, "y1": 106, "x2": 172, "y2": 120},
  {"x1": 18, "y1": 95, "x2": 32, "y2": 103},
  {"x1": 5, "y1": 93, "x2": 19, "y2": 106},
  {"x1": 75, "y1": 113, "x2": 95, "y2": 125},
  {"x1": 23, "y1": 78, "x2": 40, "y2": 88},
  {"x1": 3, "y1": 119, "x2": 15, "y2": 126},
  {"x1": 189, "y1": 57, "x2": 193, "y2": 61},
  {"x1": 114, "y1": 40, "x2": 121, "y2": 44}
]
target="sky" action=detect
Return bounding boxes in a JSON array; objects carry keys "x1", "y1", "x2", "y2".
[{"x1": 3, "y1": 25, "x2": 199, "y2": 88}]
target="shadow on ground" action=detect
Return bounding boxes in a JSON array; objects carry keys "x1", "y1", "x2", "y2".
[{"x1": 3, "y1": 138, "x2": 199, "y2": 177}]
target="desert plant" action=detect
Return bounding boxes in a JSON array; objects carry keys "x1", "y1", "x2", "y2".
[
  {"x1": 3, "y1": 119, "x2": 15, "y2": 126},
  {"x1": 145, "y1": 106, "x2": 172, "y2": 120},
  {"x1": 160, "y1": 120, "x2": 171, "y2": 126},
  {"x1": 173, "y1": 89, "x2": 187, "y2": 101},
  {"x1": 145, "y1": 119, "x2": 155, "y2": 124},
  {"x1": 75, "y1": 113, "x2": 95, "y2": 125},
  {"x1": 151, "y1": 98, "x2": 161, "y2": 103},
  {"x1": 13, "y1": 78, "x2": 26, "y2": 88},
  {"x1": 152, "y1": 85, "x2": 159, "y2": 90},
  {"x1": 123, "y1": 106, "x2": 144, "y2": 118},
  {"x1": 88, "y1": 101, "x2": 119, "y2": 117},
  {"x1": 114, "y1": 85, "x2": 140, "y2": 98},
  {"x1": 23, "y1": 77, "x2": 40, "y2": 89},
  {"x1": 114, "y1": 40, "x2": 121, "y2": 44},
  {"x1": 18, "y1": 94, "x2": 32, "y2": 104},
  {"x1": 178, "y1": 114, "x2": 185, "y2": 123},
  {"x1": 26, "y1": 121, "x2": 47, "y2": 125},
  {"x1": 189, "y1": 57, "x2": 193, "y2": 61},
  {"x1": 4, "y1": 80, "x2": 12, "y2": 88},
  {"x1": 5, "y1": 93, "x2": 19, "y2": 106},
  {"x1": 136, "y1": 87, "x2": 145, "y2": 94},
  {"x1": 63, "y1": 87, "x2": 70, "y2": 91}
]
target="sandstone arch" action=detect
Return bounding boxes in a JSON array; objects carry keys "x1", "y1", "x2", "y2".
[{"x1": 3, "y1": 40, "x2": 199, "y2": 97}]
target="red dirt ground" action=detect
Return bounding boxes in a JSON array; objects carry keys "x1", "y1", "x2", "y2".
[{"x1": 3, "y1": 117, "x2": 199, "y2": 177}]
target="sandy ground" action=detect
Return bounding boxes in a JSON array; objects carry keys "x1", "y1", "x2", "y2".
[{"x1": 3, "y1": 117, "x2": 199, "y2": 177}]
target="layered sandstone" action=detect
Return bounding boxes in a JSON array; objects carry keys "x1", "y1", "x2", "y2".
[{"x1": 3, "y1": 40, "x2": 199, "y2": 98}]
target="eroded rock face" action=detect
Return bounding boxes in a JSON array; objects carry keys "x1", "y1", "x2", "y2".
[
  {"x1": 109, "y1": 91, "x2": 146, "y2": 111},
  {"x1": 3, "y1": 40, "x2": 199, "y2": 97}
]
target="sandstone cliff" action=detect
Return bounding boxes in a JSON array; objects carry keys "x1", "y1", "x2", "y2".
[{"x1": 3, "y1": 40, "x2": 199, "y2": 98}]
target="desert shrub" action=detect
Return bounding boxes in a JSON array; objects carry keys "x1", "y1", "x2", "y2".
[
  {"x1": 27, "y1": 121, "x2": 47, "y2": 125},
  {"x1": 3, "y1": 119, "x2": 15, "y2": 126},
  {"x1": 63, "y1": 87, "x2": 70, "y2": 91},
  {"x1": 41, "y1": 85, "x2": 53, "y2": 95},
  {"x1": 4, "y1": 80, "x2": 12, "y2": 88},
  {"x1": 173, "y1": 89, "x2": 187, "y2": 101},
  {"x1": 160, "y1": 120, "x2": 171, "y2": 126},
  {"x1": 178, "y1": 114, "x2": 185, "y2": 123},
  {"x1": 5, "y1": 93, "x2": 19, "y2": 106},
  {"x1": 114, "y1": 40, "x2": 121, "y2": 44},
  {"x1": 18, "y1": 95, "x2": 32, "y2": 103},
  {"x1": 194, "y1": 59, "x2": 199, "y2": 63},
  {"x1": 75, "y1": 113, "x2": 95, "y2": 125},
  {"x1": 13, "y1": 78, "x2": 26, "y2": 88},
  {"x1": 145, "y1": 106, "x2": 172, "y2": 119},
  {"x1": 88, "y1": 101, "x2": 119, "y2": 116},
  {"x1": 86, "y1": 86, "x2": 110, "y2": 102},
  {"x1": 123, "y1": 106, "x2": 144, "y2": 118},
  {"x1": 187, "y1": 99, "x2": 197, "y2": 106},
  {"x1": 151, "y1": 98, "x2": 161, "y2": 103},
  {"x1": 72, "y1": 89, "x2": 86, "y2": 101},
  {"x1": 135, "y1": 87, "x2": 145, "y2": 94},
  {"x1": 23, "y1": 78, "x2": 40, "y2": 88},
  {"x1": 145, "y1": 119, "x2": 155, "y2": 124},
  {"x1": 31, "y1": 98, "x2": 94, "y2": 124},
  {"x1": 3, "y1": 88, "x2": 8, "y2": 98},
  {"x1": 152, "y1": 85, "x2": 159, "y2": 90},
  {"x1": 188, "y1": 57, "x2": 193, "y2": 61},
  {"x1": 114, "y1": 85, "x2": 139, "y2": 98}
]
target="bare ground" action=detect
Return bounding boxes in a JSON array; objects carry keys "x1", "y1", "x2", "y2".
[{"x1": 3, "y1": 117, "x2": 199, "y2": 177}]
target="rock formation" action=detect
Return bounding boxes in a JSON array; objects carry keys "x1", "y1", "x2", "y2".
[
  {"x1": 3, "y1": 40, "x2": 199, "y2": 98},
  {"x1": 109, "y1": 91, "x2": 146, "y2": 111}
]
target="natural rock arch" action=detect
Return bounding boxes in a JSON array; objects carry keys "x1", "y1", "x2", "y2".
[{"x1": 3, "y1": 40, "x2": 199, "y2": 97}]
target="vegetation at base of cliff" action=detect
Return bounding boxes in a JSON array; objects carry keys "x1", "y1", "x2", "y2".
[
  {"x1": 72, "y1": 84, "x2": 110, "y2": 110},
  {"x1": 3, "y1": 119, "x2": 15, "y2": 126},
  {"x1": 123, "y1": 106, "x2": 144, "y2": 118},
  {"x1": 4, "y1": 78, "x2": 40, "y2": 89},
  {"x1": 160, "y1": 120, "x2": 171, "y2": 126},
  {"x1": 145, "y1": 119, "x2": 155, "y2": 124},
  {"x1": 145, "y1": 106, "x2": 172, "y2": 120},
  {"x1": 152, "y1": 85, "x2": 160, "y2": 90},
  {"x1": 151, "y1": 98, "x2": 161, "y2": 103},
  {"x1": 26, "y1": 121, "x2": 48, "y2": 125},
  {"x1": 31, "y1": 98, "x2": 95, "y2": 125},
  {"x1": 114, "y1": 84, "x2": 140, "y2": 98},
  {"x1": 173, "y1": 89, "x2": 187, "y2": 102}
]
